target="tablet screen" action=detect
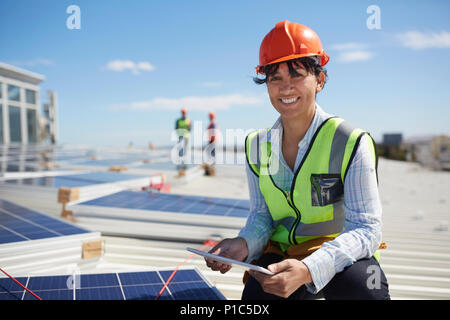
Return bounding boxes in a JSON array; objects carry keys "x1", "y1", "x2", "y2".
[{"x1": 187, "y1": 247, "x2": 274, "y2": 275}]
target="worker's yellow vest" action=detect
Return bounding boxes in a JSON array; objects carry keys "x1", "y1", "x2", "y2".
[
  {"x1": 245, "y1": 117, "x2": 381, "y2": 261},
  {"x1": 176, "y1": 118, "x2": 191, "y2": 138}
]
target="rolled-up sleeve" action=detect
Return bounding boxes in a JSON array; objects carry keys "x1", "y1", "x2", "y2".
[
  {"x1": 302, "y1": 134, "x2": 383, "y2": 293},
  {"x1": 238, "y1": 161, "x2": 274, "y2": 263}
]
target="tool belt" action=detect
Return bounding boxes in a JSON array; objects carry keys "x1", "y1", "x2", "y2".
[{"x1": 242, "y1": 237, "x2": 387, "y2": 284}]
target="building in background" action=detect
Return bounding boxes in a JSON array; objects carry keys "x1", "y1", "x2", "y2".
[
  {"x1": 0, "y1": 62, "x2": 58, "y2": 145},
  {"x1": 40, "y1": 91, "x2": 58, "y2": 144},
  {"x1": 405, "y1": 135, "x2": 450, "y2": 171},
  {"x1": 0, "y1": 62, "x2": 44, "y2": 145},
  {"x1": 377, "y1": 133, "x2": 406, "y2": 161},
  {"x1": 382, "y1": 133, "x2": 403, "y2": 147}
]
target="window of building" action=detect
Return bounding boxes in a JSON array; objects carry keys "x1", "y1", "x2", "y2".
[
  {"x1": 8, "y1": 85, "x2": 20, "y2": 102},
  {"x1": 27, "y1": 108, "x2": 37, "y2": 143},
  {"x1": 26, "y1": 89, "x2": 36, "y2": 104},
  {"x1": 9, "y1": 105, "x2": 22, "y2": 143},
  {"x1": 0, "y1": 83, "x2": 3, "y2": 99},
  {"x1": 0, "y1": 105, "x2": 3, "y2": 144}
]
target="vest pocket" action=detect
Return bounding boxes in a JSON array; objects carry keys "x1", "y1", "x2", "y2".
[{"x1": 310, "y1": 174, "x2": 344, "y2": 206}]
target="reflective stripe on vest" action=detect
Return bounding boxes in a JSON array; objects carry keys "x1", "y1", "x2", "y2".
[{"x1": 245, "y1": 117, "x2": 379, "y2": 256}]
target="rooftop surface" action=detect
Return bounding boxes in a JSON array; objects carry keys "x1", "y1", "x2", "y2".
[{"x1": 1, "y1": 157, "x2": 449, "y2": 300}]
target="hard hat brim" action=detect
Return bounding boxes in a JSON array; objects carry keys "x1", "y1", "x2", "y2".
[{"x1": 256, "y1": 52, "x2": 329, "y2": 75}]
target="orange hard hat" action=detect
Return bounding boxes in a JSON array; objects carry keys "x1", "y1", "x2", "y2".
[
  {"x1": 181, "y1": 108, "x2": 187, "y2": 114},
  {"x1": 209, "y1": 111, "x2": 215, "y2": 119},
  {"x1": 256, "y1": 20, "x2": 329, "y2": 75}
]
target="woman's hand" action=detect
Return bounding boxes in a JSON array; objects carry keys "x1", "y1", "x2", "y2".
[
  {"x1": 248, "y1": 259, "x2": 312, "y2": 298},
  {"x1": 205, "y1": 237, "x2": 249, "y2": 274}
]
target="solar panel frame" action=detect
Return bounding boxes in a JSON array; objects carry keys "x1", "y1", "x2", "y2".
[
  {"x1": 0, "y1": 199, "x2": 101, "y2": 277},
  {"x1": 71, "y1": 190, "x2": 249, "y2": 242},
  {"x1": 78, "y1": 190, "x2": 249, "y2": 218},
  {"x1": 0, "y1": 198, "x2": 91, "y2": 246},
  {"x1": 1, "y1": 172, "x2": 147, "y2": 189},
  {"x1": 0, "y1": 268, "x2": 226, "y2": 300},
  {"x1": 0, "y1": 171, "x2": 156, "y2": 210}
]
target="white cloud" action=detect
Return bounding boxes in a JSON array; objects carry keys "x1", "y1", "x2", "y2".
[
  {"x1": 136, "y1": 61, "x2": 155, "y2": 72},
  {"x1": 397, "y1": 31, "x2": 450, "y2": 50},
  {"x1": 109, "y1": 94, "x2": 263, "y2": 112},
  {"x1": 328, "y1": 43, "x2": 374, "y2": 63},
  {"x1": 337, "y1": 50, "x2": 374, "y2": 63},
  {"x1": 105, "y1": 59, "x2": 155, "y2": 74}
]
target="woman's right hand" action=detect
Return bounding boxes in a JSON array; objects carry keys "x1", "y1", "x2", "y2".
[{"x1": 205, "y1": 237, "x2": 249, "y2": 274}]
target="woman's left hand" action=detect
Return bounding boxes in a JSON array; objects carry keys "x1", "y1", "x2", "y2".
[{"x1": 248, "y1": 259, "x2": 313, "y2": 298}]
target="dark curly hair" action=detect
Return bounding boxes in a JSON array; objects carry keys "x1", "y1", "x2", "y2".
[{"x1": 253, "y1": 57, "x2": 328, "y2": 88}]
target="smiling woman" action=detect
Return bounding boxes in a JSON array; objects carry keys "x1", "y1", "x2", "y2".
[
  {"x1": 258, "y1": 60, "x2": 326, "y2": 133},
  {"x1": 203, "y1": 20, "x2": 390, "y2": 301},
  {"x1": 253, "y1": 57, "x2": 328, "y2": 128}
]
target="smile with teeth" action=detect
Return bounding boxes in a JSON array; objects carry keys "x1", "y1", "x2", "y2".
[{"x1": 280, "y1": 97, "x2": 299, "y2": 104}]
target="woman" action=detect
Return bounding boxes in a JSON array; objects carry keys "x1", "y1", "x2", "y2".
[{"x1": 205, "y1": 20, "x2": 390, "y2": 300}]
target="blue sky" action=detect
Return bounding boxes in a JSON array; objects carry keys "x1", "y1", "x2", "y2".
[{"x1": 1, "y1": 0, "x2": 449, "y2": 147}]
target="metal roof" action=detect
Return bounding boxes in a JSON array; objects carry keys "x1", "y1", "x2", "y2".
[{"x1": 1, "y1": 159, "x2": 449, "y2": 300}]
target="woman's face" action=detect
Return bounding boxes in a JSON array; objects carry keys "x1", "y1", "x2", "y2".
[{"x1": 266, "y1": 61, "x2": 323, "y2": 120}]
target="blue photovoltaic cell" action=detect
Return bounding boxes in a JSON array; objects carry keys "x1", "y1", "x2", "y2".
[
  {"x1": 0, "y1": 269, "x2": 225, "y2": 300},
  {"x1": 169, "y1": 281, "x2": 218, "y2": 300},
  {"x1": 119, "y1": 271, "x2": 172, "y2": 300},
  {"x1": 64, "y1": 172, "x2": 144, "y2": 183},
  {"x1": 0, "y1": 276, "x2": 28, "y2": 300},
  {"x1": 80, "y1": 273, "x2": 118, "y2": 288},
  {"x1": 0, "y1": 199, "x2": 90, "y2": 245},
  {"x1": 27, "y1": 275, "x2": 70, "y2": 291},
  {"x1": 122, "y1": 283, "x2": 170, "y2": 300},
  {"x1": 80, "y1": 190, "x2": 249, "y2": 217},
  {"x1": 119, "y1": 271, "x2": 161, "y2": 285},
  {"x1": 23, "y1": 275, "x2": 74, "y2": 300},
  {"x1": 76, "y1": 287, "x2": 124, "y2": 300},
  {"x1": 159, "y1": 269, "x2": 221, "y2": 300},
  {"x1": 4, "y1": 176, "x2": 94, "y2": 188},
  {"x1": 24, "y1": 289, "x2": 74, "y2": 300}
]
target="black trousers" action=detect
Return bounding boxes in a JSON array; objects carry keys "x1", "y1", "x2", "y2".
[{"x1": 242, "y1": 253, "x2": 390, "y2": 300}]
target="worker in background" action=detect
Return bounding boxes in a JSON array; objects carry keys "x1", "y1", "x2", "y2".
[
  {"x1": 204, "y1": 111, "x2": 218, "y2": 176},
  {"x1": 175, "y1": 108, "x2": 191, "y2": 176},
  {"x1": 204, "y1": 20, "x2": 390, "y2": 300}
]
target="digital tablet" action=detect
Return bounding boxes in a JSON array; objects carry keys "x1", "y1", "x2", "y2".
[{"x1": 186, "y1": 247, "x2": 274, "y2": 275}]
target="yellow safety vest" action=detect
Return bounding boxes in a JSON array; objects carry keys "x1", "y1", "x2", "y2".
[
  {"x1": 245, "y1": 117, "x2": 381, "y2": 261},
  {"x1": 176, "y1": 118, "x2": 191, "y2": 138}
]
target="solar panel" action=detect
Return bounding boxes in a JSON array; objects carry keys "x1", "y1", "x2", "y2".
[
  {"x1": 3, "y1": 176, "x2": 99, "y2": 188},
  {"x1": 79, "y1": 190, "x2": 249, "y2": 217},
  {"x1": 72, "y1": 172, "x2": 145, "y2": 183},
  {"x1": 71, "y1": 159, "x2": 143, "y2": 167},
  {"x1": 0, "y1": 198, "x2": 90, "y2": 245},
  {"x1": 2, "y1": 172, "x2": 146, "y2": 188},
  {"x1": 0, "y1": 269, "x2": 226, "y2": 300},
  {"x1": 0, "y1": 160, "x2": 45, "y2": 173}
]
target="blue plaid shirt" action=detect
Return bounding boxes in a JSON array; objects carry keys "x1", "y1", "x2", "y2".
[{"x1": 238, "y1": 104, "x2": 382, "y2": 294}]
